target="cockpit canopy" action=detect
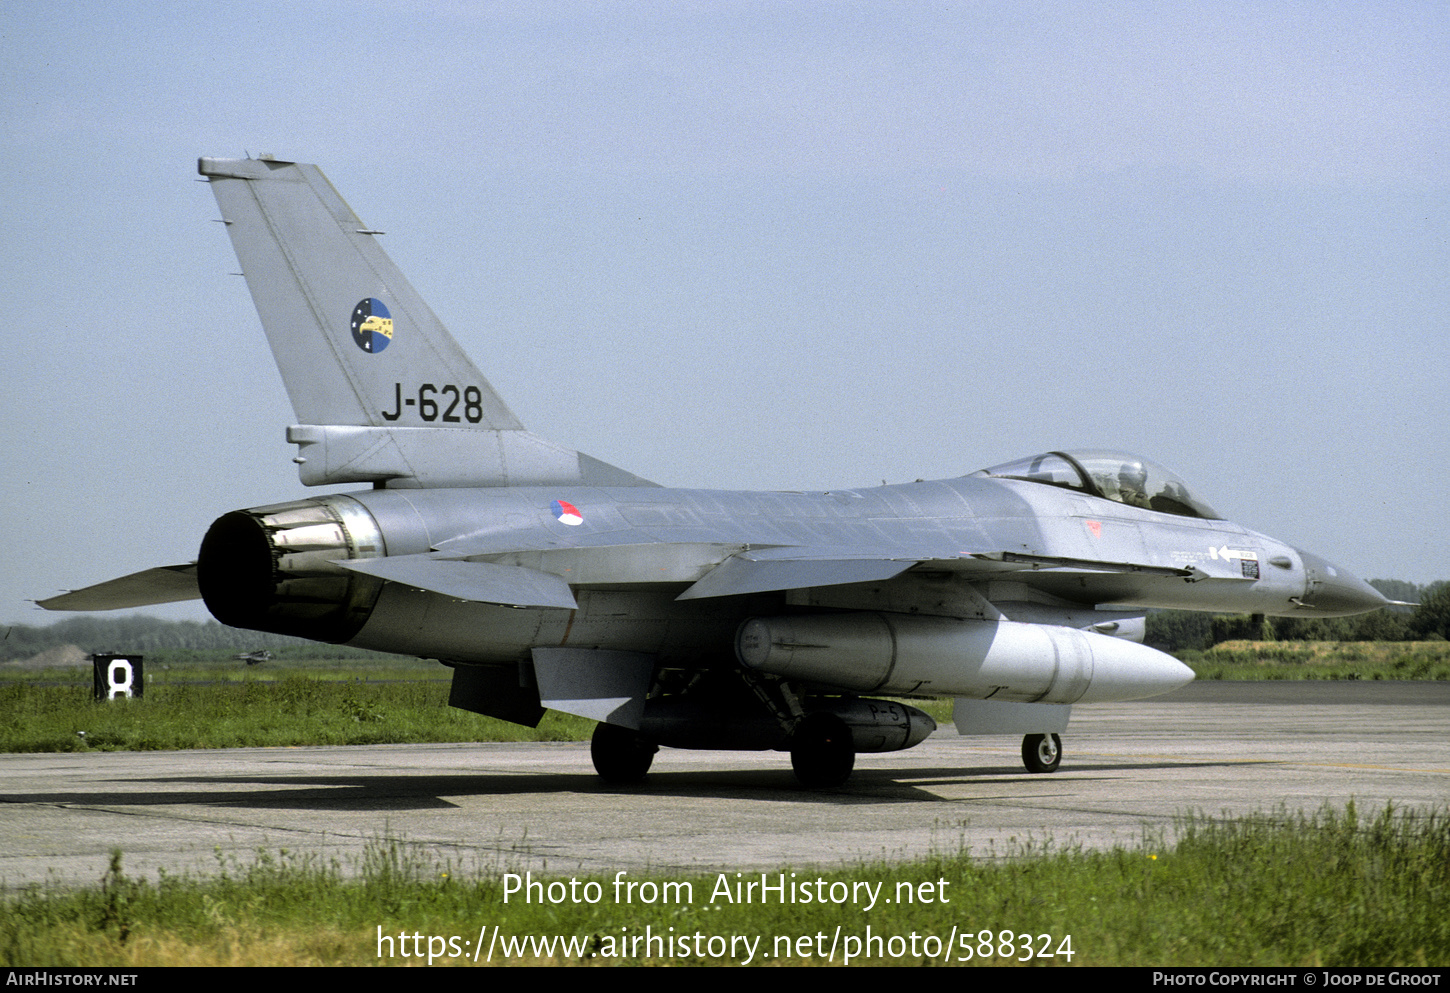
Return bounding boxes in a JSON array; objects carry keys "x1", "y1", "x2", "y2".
[{"x1": 972, "y1": 449, "x2": 1222, "y2": 519}]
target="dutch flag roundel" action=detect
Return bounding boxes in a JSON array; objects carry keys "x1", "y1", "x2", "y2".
[{"x1": 551, "y1": 499, "x2": 584, "y2": 526}]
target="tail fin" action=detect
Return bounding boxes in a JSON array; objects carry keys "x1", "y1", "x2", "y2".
[{"x1": 199, "y1": 156, "x2": 653, "y2": 489}]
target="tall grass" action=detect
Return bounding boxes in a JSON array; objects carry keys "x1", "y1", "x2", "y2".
[
  {"x1": 0, "y1": 678, "x2": 593, "y2": 752},
  {"x1": 3, "y1": 804, "x2": 1444, "y2": 966},
  {"x1": 1181, "y1": 641, "x2": 1450, "y2": 681}
]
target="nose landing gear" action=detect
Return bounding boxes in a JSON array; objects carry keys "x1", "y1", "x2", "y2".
[{"x1": 1021, "y1": 733, "x2": 1062, "y2": 774}]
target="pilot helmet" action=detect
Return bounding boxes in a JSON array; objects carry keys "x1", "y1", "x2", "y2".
[{"x1": 1117, "y1": 461, "x2": 1147, "y2": 490}]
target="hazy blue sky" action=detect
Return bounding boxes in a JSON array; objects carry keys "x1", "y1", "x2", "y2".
[{"x1": 4, "y1": 1, "x2": 1447, "y2": 628}]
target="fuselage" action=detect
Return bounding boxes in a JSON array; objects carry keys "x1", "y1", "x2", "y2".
[{"x1": 198, "y1": 472, "x2": 1385, "y2": 669}]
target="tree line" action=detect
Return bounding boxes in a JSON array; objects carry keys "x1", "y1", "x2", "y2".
[
  {"x1": 1147, "y1": 580, "x2": 1449, "y2": 652},
  {"x1": 0, "y1": 615, "x2": 386, "y2": 662}
]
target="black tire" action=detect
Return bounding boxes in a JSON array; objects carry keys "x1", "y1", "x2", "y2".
[
  {"x1": 790, "y1": 713, "x2": 855, "y2": 788},
  {"x1": 591, "y1": 722, "x2": 658, "y2": 783},
  {"x1": 1021, "y1": 733, "x2": 1062, "y2": 774}
]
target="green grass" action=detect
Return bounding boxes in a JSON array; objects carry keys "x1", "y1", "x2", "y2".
[
  {"x1": 3, "y1": 640, "x2": 1443, "y2": 753},
  {"x1": 2, "y1": 803, "x2": 1444, "y2": 966},
  {"x1": 0, "y1": 675, "x2": 594, "y2": 752},
  {"x1": 1181, "y1": 640, "x2": 1450, "y2": 681},
  {"x1": 0, "y1": 654, "x2": 446, "y2": 685}
]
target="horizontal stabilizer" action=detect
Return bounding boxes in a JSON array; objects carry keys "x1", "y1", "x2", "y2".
[
  {"x1": 335, "y1": 555, "x2": 577, "y2": 609},
  {"x1": 38, "y1": 564, "x2": 199, "y2": 611},
  {"x1": 679, "y1": 549, "x2": 917, "y2": 599}
]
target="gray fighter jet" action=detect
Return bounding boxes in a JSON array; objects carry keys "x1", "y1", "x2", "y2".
[{"x1": 40, "y1": 157, "x2": 1390, "y2": 786}]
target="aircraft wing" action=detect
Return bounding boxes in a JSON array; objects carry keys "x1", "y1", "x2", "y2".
[
  {"x1": 36, "y1": 564, "x2": 200, "y2": 611},
  {"x1": 678, "y1": 548, "x2": 922, "y2": 599},
  {"x1": 430, "y1": 530, "x2": 1221, "y2": 605},
  {"x1": 335, "y1": 556, "x2": 578, "y2": 609},
  {"x1": 679, "y1": 545, "x2": 1235, "y2": 604},
  {"x1": 33, "y1": 541, "x2": 1227, "y2": 615}
]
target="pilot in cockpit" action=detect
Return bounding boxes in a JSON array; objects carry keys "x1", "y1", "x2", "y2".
[{"x1": 1112, "y1": 461, "x2": 1153, "y2": 510}]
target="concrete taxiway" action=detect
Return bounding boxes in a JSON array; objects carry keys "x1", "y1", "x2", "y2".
[{"x1": 1, "y1": 682, "x2": 1446, "y2": 890}]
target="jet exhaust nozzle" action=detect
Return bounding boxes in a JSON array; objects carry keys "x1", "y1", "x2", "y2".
[{"x1": 197, "y1": 496, "x2": 387, "y2": 642}]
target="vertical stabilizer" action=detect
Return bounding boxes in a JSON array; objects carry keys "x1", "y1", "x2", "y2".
[{"x1": 199, "y1": 156, "x2": 652, "y2": 489}]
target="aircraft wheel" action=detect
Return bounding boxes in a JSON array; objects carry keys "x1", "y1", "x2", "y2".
[
  {"x1": 1021, "y1": 733, "x2": 1062, "y2": 774},
  {"x1": 591, "y1": 722, "x2": 658, "y2": 783},
  {"x1": 790, "y1": 713, "x2": 855, "y2": 788}
]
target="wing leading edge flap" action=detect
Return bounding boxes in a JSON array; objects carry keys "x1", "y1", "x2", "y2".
[
  {"x1": 675, "y1": 543, "x2": 1201, "y2": 602},
  {"x1": 969, "y1": 551, "x2": 1211, "y2": 581},
  {"x1": 678, "y1": 549, "x2": 919, "y2": 600},
  {"x1": 335, "y1": 555, "x2": 577, "y2": 609}
]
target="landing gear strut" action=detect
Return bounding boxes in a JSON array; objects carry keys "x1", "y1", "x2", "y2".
[
  {"x1": 790, "y1": 712, "x2": 855, "y2": 788},
  {"x1": 1021, "y1": 733, "x2": 1062, "y2": 774},
  {"x1": 591, "y1": 722, "x2": 658, "y2": 783}
]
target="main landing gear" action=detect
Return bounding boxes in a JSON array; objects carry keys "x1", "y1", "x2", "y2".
[
  {"x1": 590, "y1": 722, "x2": 658, "y2": 784},
  {"x1": 1021, "y1": 733, "x2": 1062, "y2": 774},
  {"x1": 789, "y1": 712, "x2": 855, "y2": 788},
  {"x1": 589, "y1": 716, "x2": 858, "y2": 788}
]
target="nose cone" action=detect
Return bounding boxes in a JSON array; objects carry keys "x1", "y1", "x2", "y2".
[{"x1": 1295, "y1": 550, "x2": 1390, "y2": 616}]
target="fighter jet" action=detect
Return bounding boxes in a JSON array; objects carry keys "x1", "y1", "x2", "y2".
[{"x1": 40, "y1": 156, "x2": 1390, "y2": 786}]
